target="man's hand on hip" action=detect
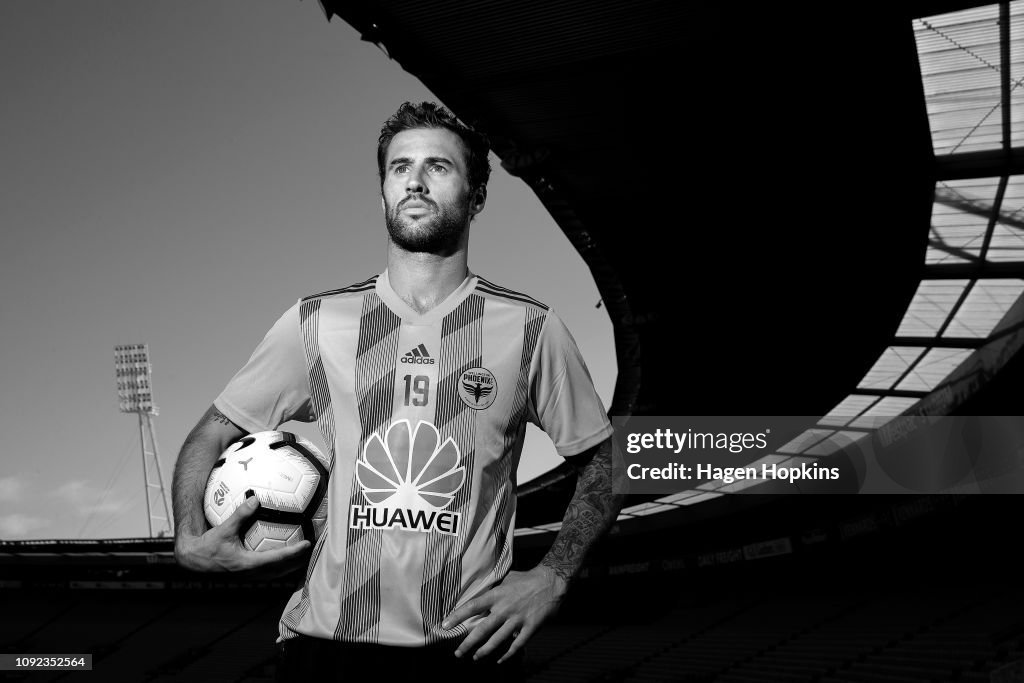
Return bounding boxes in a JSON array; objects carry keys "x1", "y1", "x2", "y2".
[
  {"x1": 443, "y1": 564, "x2": 569, "y2": 664},
  {"x1": 174, "y1": 494, "x2": 311, "y2": 578}
]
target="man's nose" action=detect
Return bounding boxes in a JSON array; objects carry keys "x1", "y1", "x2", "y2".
[{"x1": 405, "y1": 167, "x2": 426, "y2": 193}]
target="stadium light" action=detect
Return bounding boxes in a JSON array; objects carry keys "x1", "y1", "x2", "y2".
[
  {"x1": 115, "y1": 344, "x2": 158, "y2": 415},
  {"x1": 114, "y1": 345, "x2": 172, "y2": 538}
]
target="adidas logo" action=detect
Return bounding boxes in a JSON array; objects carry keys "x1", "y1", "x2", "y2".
[
  {"x1": 351, "y1": 420, "x2": 464, "y2": 536},
  {"x1": 400, "y1": 343, "x2": 435, "y2": 365}
]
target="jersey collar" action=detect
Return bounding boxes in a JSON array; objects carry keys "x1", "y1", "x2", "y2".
[{"x1": 375, "y1": 269, "x2": 479, "y2": 325}]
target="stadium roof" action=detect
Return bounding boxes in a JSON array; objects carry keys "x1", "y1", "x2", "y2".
[{"x1": 312, "y1": 0, "x2": 1024, "y2": 529}]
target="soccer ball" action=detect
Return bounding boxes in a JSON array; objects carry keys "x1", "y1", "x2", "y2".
[{"x1": 204, "y1": 431, "x2": 329, "y2": 552}]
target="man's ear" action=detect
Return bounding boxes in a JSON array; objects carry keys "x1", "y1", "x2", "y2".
[
  {"x1": 381, "y1": 195, "x2": 386, "y2": 214},
  {"x1": 470, "y1": 185, "x2": 487, "y2": 216}
]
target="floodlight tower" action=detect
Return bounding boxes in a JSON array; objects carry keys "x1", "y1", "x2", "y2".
[{"x1": 114, "y1": 344, "x2": 172, "y2": 538}]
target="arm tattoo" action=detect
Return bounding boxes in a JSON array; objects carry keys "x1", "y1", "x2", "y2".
[
  {"x1": 177, "y1": 407, "x2": 234, "y2": 459},
  {"x1": 541, "y1": 437, "x2": 624, "y2": 583},
  {"x1": 209, "y1": 407, "x2": 236, "y2": 428}
]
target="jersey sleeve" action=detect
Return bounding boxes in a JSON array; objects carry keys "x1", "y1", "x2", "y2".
[
  {"x1": 527, "y1": 310, "x2": 614, "y2": 457},
  {"x1": 213, "y1": 301, "x2": 314, "y2": 434}
]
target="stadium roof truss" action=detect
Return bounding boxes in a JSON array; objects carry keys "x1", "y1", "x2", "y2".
[{"x1": 516, "y1": 0, "x2": 1024, "y2": 534}]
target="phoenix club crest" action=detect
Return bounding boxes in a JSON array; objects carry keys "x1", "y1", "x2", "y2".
[{"x1": 457, "y1": 367, "x2": 498, "y2": 410}]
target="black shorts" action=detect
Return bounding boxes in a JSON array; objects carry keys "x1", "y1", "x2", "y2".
[{"x1": 275, "y1": 635, "x2": 526, "y2": 683}]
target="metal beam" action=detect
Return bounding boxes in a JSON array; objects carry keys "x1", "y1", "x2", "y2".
[
  {"x1": 923, "y1": 261, "x2": 1024, "y2": 278},
  {"x1": 934, "y1": 148, "x2": 1024, "y2": 180},
  {"x1": 850, "y1": 388, "x2": 929, "y2": 399},
  {"x1": 893, "y1": 336, "x2": 986, "y2": 349}
]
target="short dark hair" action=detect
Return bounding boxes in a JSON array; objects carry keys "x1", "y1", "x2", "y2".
[{"x1": 377, "y1": 101, "x2": 491, "y2": 192}]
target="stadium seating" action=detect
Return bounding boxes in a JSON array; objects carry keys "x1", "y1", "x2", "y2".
[{"x1": 3, "y1": 496, "x2": 1023, "y2": 682}]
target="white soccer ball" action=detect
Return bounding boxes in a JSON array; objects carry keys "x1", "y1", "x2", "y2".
[{"x1": 203, "y1": 430, "x2": 329, "y2": 552}]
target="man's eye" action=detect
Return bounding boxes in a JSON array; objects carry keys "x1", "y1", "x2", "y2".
[
  {"x1": 430, "y1": 164, "x2": 448, "y2": 174},
  {"x1": 394, "y1": 165, "x2": 409, "y2": 174}
]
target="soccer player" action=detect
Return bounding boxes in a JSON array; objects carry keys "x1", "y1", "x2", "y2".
[{"x1": 172, "y1": 102, "x2": 622, "y2": 682}]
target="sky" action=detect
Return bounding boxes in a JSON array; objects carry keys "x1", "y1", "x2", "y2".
[{"x1": 0, "y1": 1, "x2": 616, "y2": 540}]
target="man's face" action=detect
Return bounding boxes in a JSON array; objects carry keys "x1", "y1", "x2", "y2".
[{"x1": 382, "y1": 127, "x2": 482, "y2": 254}]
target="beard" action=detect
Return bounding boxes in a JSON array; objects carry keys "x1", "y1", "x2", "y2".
[{"x1": 385, "y1": 194, "x2": 471, "y2": 254}]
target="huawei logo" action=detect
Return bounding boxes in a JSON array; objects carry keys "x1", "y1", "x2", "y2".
[{"x1": 351, "y1": 420, "x2": 465, "y2": 535}]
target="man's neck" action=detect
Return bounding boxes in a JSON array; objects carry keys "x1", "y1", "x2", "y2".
[{"x1": 386, "y1": 248, "x2": 469, "y2": 315}]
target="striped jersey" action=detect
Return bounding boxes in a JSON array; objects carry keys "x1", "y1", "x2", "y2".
[{"x1": 214, "y1": 270, "x2": 612, "y2": 646}]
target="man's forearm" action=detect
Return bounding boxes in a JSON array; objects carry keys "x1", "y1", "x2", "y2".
[
  {"x1": 540, "y1": 436, "x2": 623, "y2": 583},
  {"x1": 172, "y1": 405, "x2": 242, "y2": 540}
]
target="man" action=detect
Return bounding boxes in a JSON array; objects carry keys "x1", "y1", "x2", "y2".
[{"x1": 172, "y1": 102, "x2": 621, "y2": 681}]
